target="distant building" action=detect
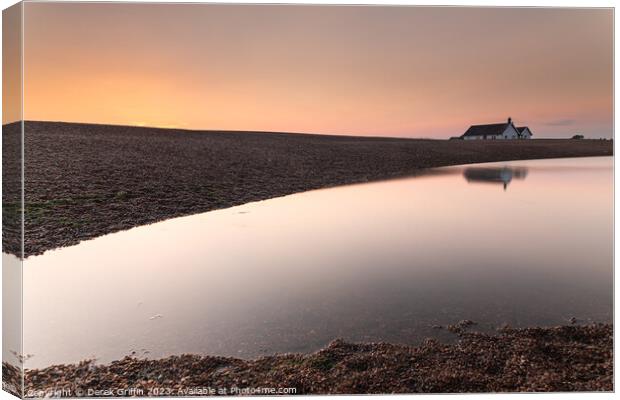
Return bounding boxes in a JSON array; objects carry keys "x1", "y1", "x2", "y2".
[
  {"x1": 516, "y1": 126, "x2": 533, "y2": 139},
  {"x1": 461, "y1": 118, "x2": 533, "y2": 140}
]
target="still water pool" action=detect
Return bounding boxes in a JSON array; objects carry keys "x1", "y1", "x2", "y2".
[{"x1": 18, "y1": 157, "x2": 612, "y2": 368}]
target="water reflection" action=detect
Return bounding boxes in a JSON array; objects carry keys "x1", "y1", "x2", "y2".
[
  {"x1": 21, "y1": 157, "x2": 612, "y2": 368},
  {"x1": 464, "y1": 167, "x2": 528, "y2": 190}
]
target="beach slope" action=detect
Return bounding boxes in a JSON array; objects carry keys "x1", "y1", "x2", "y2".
[{"x1": 3, "y1": 121, "x2": 612, "y2": 256}]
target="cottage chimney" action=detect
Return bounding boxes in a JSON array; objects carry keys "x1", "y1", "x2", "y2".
[{"x1": 507, "y1": 117, "x2": 512, "y2": 124}]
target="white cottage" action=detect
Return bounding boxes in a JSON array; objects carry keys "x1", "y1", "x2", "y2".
[
  {"x1": 516, "y1": 126, "x2": 533, "y2": 139},
  {"x1": 461, "y1": 118, "x2": 533, "y2": 140}
]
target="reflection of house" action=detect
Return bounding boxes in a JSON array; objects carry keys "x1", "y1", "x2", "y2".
[
  {"x1": 461, "y1": 118, "x2": 533, "y2": 140},
  {"x1": 463, "y1": 167, "x2": 528, "y2": 190}
]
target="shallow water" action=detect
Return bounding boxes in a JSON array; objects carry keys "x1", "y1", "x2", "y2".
[{"x1": 17, "y1": 157, "x2": 612, "y2": 369}]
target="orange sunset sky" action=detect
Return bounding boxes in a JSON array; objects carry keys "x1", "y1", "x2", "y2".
[{"x1": 6, "y1": 3, "x2": 614, "y2": 138}]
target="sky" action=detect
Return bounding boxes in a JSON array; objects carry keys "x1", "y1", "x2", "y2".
[{"x1": 7, "y1": 3, "x2": 614, "y2": 138}]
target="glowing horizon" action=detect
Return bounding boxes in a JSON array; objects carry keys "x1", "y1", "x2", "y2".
[{"x1": 8, "y1": 4, "x2": 614, "y2": 138}]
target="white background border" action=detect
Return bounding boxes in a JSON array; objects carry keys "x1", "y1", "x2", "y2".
[{"x1": 0, "y1": 0, "x2": 615, "y2": 399}]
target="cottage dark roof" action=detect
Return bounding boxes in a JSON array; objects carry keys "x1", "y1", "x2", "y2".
[
  {"x1": 516, "y1": 127, "x2": 533, "y2": 136},
  {"x1": 462, "y1": 123, "x2": 509, "y2": 138}
]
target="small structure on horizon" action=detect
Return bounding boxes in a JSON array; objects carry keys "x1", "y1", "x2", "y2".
[
  {"x1": 516, "y1": 126, "x2": 533, "y2": 139},
  {"x1": 461, "y1": 117, "x2": 533, "y2": 140}
]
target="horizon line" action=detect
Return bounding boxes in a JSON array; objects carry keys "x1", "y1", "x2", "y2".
[
  {"x1": 3, "y1": 119, "x2": 443, "y2": 141},
  {"x1": 3, "y1": 119, "x2": 607, "y2": 140}
]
